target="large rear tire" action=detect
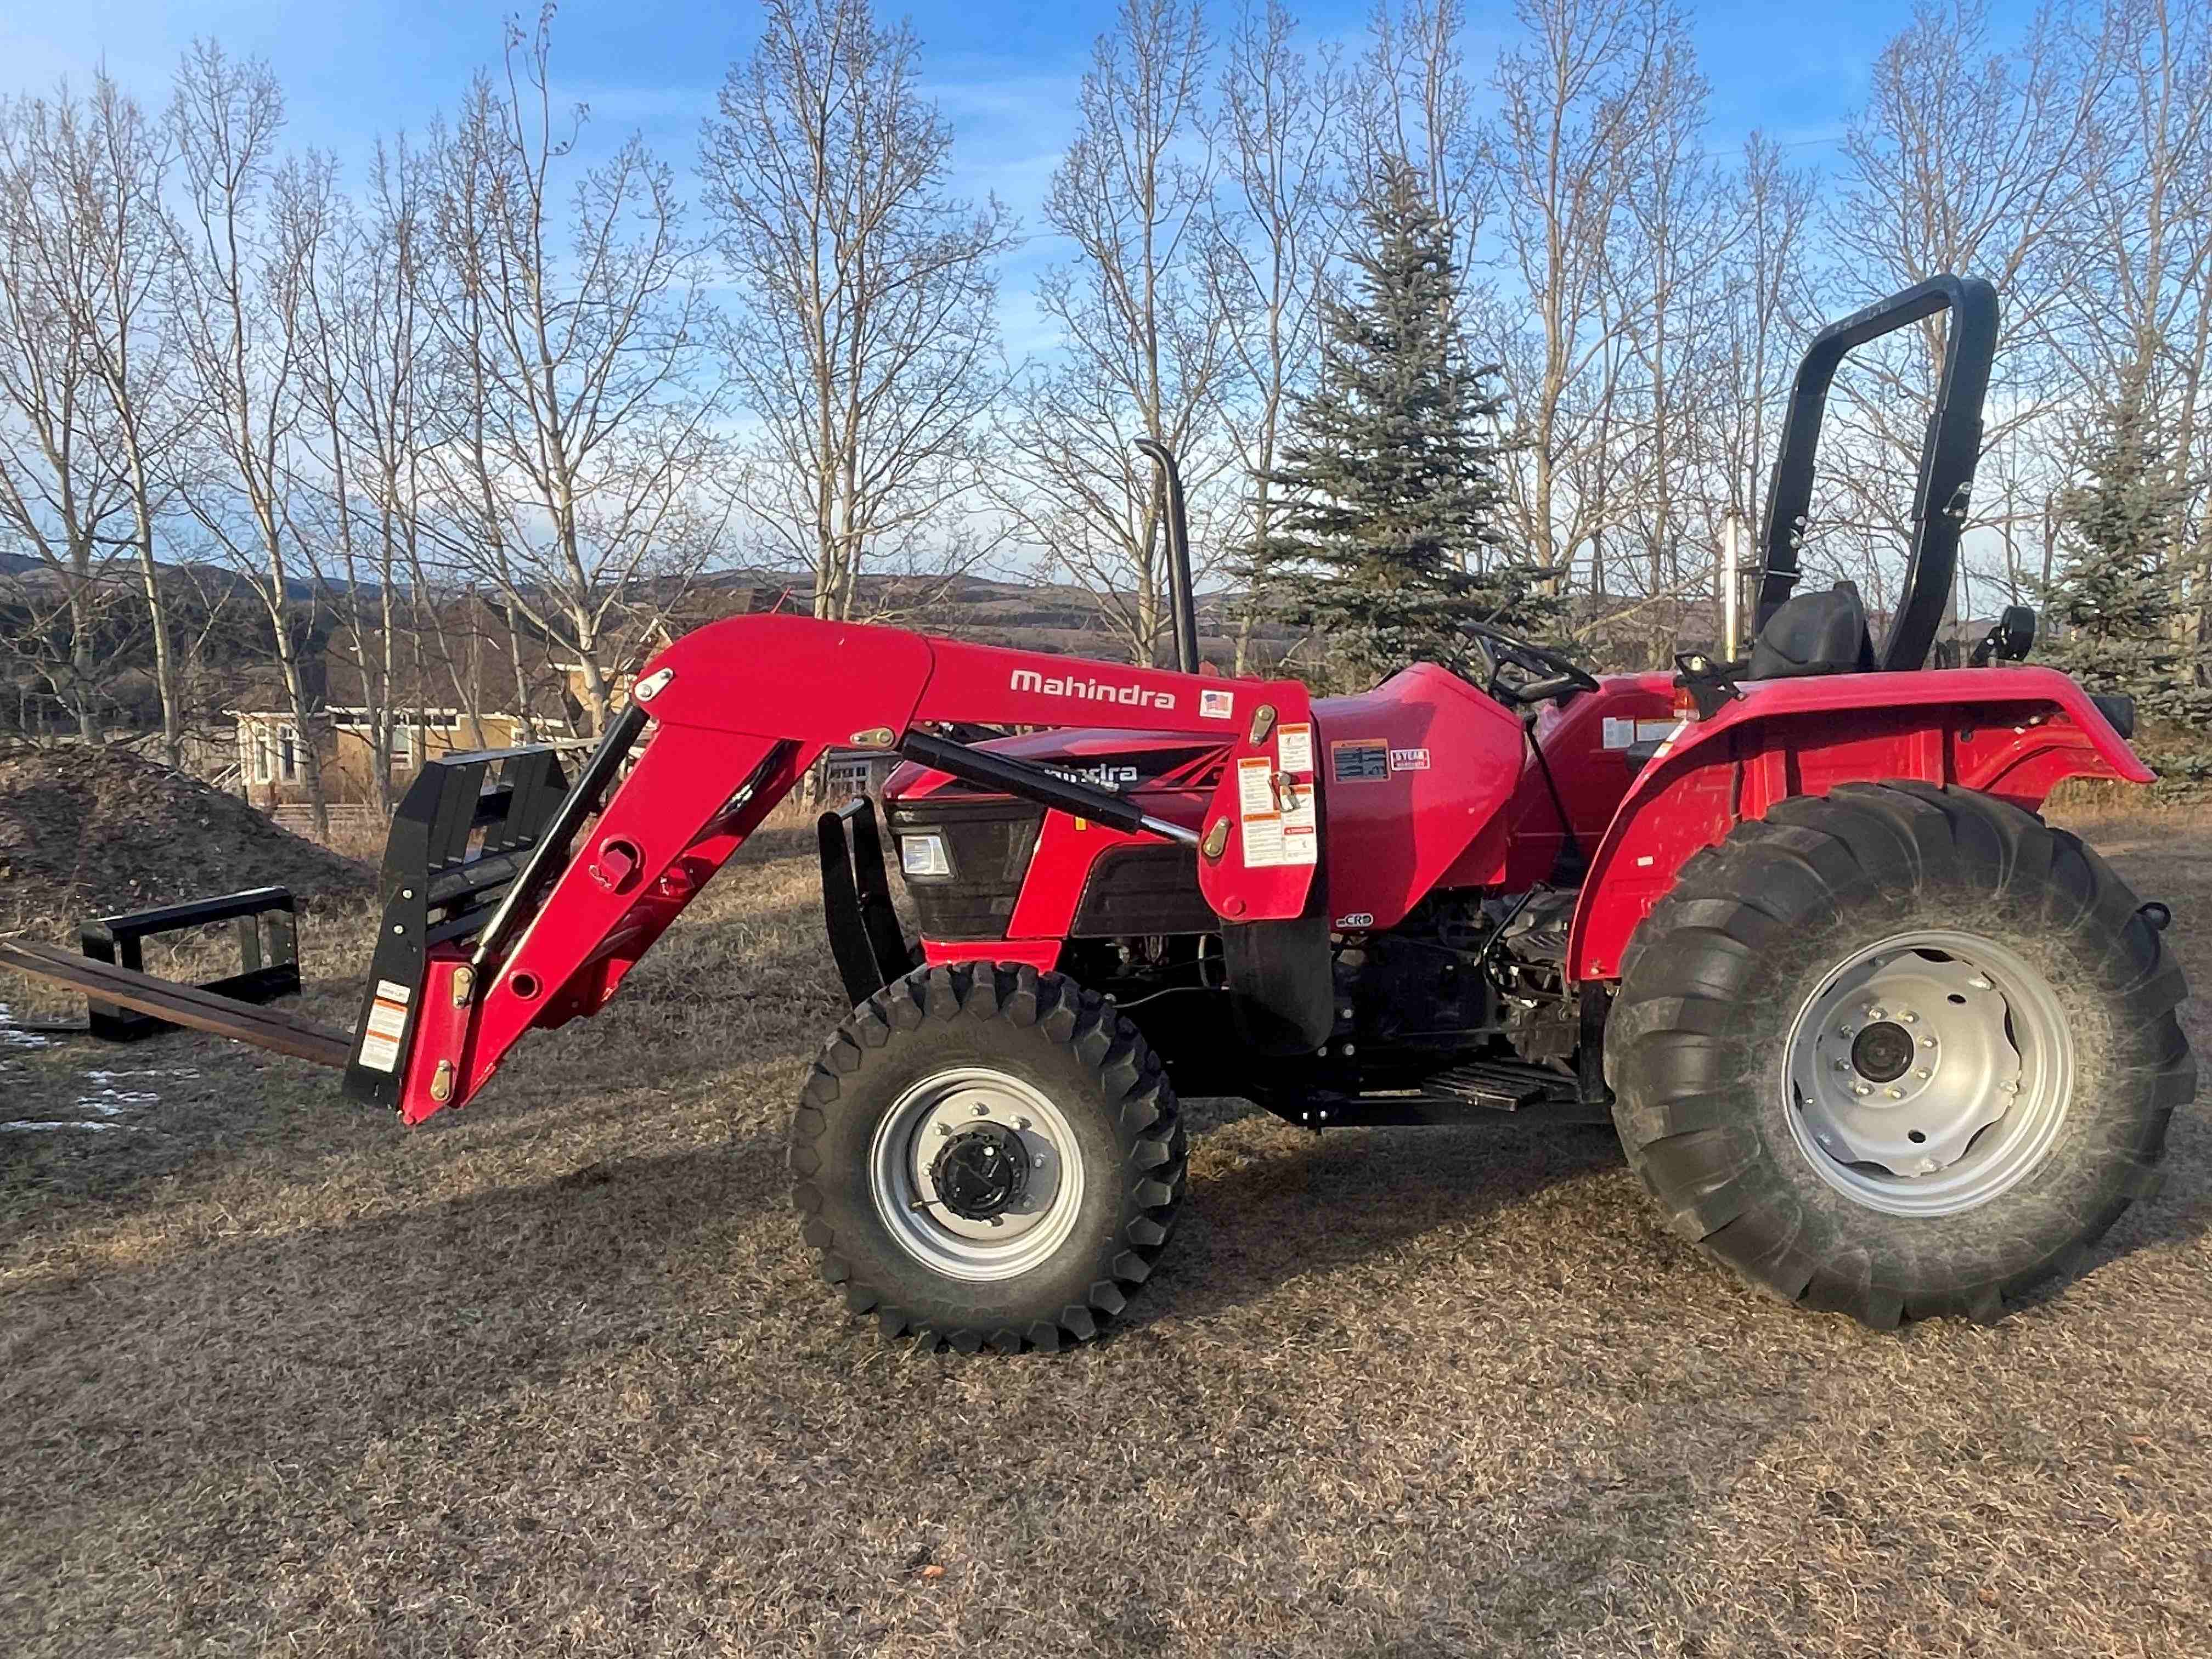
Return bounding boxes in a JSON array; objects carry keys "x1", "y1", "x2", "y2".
[
  {"x1": 1608, "y1": 782, "x2": 2192, "y2": 1328},
  {"x1": 790, "y1": 963, "x2": 1185, "y2": 1352}
]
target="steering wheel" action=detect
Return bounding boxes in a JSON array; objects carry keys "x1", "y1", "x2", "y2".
[{"x1": 1462, "y1": 622, "x2": 1601, "y2": 708}]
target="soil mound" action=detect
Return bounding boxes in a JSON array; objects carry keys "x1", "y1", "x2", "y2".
[{"x1": 0, "y1": 744, "x2": 375, "y2": 928}]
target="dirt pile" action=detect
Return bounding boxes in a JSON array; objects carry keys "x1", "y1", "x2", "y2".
[{"x1": 0, "y1": 744, "x2": 375, "y2": 927}]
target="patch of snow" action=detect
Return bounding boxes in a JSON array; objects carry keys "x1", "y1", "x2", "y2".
[
  {"x1": 2, "y1": 1120, "x2": 144, "y2": 1133},
  {"x1": 76, "y1": 1086, "x2": 161, "y2": 1116},
  {"x1": 0, "y1": 1003, "x2": 54, "y2": 1049}
]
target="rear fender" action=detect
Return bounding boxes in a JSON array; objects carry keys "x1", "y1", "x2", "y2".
[{"x1": 1564, "y1": 667, "x2": 2148, "y2": 983}]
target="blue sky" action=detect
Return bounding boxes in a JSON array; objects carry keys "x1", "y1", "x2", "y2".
[{"x1": 3, "y1": 0, "x2": 2019, "y2": 350}]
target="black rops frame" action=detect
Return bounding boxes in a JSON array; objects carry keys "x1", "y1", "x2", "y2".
[{"x1": 1756, "y1": 274, "x2": 2000, "y2": 672}]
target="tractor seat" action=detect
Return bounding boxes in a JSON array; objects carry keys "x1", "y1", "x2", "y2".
[{"x1": 1746, "y1": 581, "x2": 1876, "y2": 679}]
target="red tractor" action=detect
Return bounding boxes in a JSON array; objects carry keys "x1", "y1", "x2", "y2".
[{"x1": 7, "y1": 276, "x2": 2191, "y2": 1350}]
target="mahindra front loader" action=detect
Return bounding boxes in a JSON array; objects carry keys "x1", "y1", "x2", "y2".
[{"x1": 5, "y1": 276, "x2": 2191, "y2": 1350}]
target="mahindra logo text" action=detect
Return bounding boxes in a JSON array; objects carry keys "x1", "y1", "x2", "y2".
[
  {"x1": 1044, "y1": 762, "x2": 1140, "y2": 791},
  {"x1": 1009, "y1": 668, "x2": 1176, "y2": 710}
]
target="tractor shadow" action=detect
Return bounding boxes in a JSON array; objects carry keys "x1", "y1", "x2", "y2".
[
  {"x1": 1144, "y1": 1092, "x2": 2212, "y2": 1335},
  {"x1": 1138, "y1": 1110, "x2": 1630, "y2": 1330}
]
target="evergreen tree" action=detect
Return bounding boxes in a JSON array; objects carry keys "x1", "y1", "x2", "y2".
[
  {"x1": 1250, "y1": 158, "x2": 1549, "y2": 689},
  {"x1": 2040, "y1": 369, "x2": 2207, "y2": 724}
]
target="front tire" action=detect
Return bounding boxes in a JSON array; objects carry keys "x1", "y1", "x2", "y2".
[
  {"x1": 790, "y1": 963, "x2": 1186, "y2": 1352},
  {"x1": 1609, "y1": 782, "x2": 2191, "y2": 1328}
]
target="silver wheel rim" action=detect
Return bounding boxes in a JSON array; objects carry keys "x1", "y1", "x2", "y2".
[
  {"x1": 1783, "y1": 928, "x2": 2073, "y2": 1218},
  {"x1": 867, "y1": 1068, "x2": 1086, "y2": 1281}
]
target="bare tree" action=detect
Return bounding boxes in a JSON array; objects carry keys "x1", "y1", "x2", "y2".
[
  {"x1": 0, "y1": 87, "x2": 138, "y2": 742},
  {"x1": 419, "y1": 8, "x2": 728, "y2": 734},
  {"x1": 1820, "y1": 0, "x2": 2108, "y2": 611},
  {"x1": 1209, "y1": 1, "x2": 1345, "y2": 670},
  {"x1": 2050, "y1": 0, "x2": 2212, "y2": 658},
  {"x1": 1350, "y1": 0, "x2": 1484, "y2": 273},
  {"x1": 1599, "y1": 18, "x2": 1741, "y2": 626},
  {"x1": 1481, "y1": 0, "x2": 1675, "y2": 591},
  {"x1": 1704, "y1": 136, "x2": 1819, "y2": 527},
  {"x1": 703, "y1": 0, "x2": 1014, "y2": 623},
  {"x1": 289, "y1": 138, "x2": 444, "y2": 815},
  {"x1": 1, "y1": 77, "x2": 191, "y2": 761},
  {"x1": 992, "y1": 0, "x2": 1232, "y2": 664},
  {"x1": 166, "y1": 42, "x2": 337, "y2": 832}
]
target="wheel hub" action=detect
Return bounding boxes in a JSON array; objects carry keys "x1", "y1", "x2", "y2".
[
  {"x1": 867, "y1": 1068, "x2": 1087, "y2": 1282},
  {"x1": 1849, "y1": 1020, "x2": 1915, "y2": 1084},
  {"x1": 1785, "y1": 929, "x2": 2072, "y2": 1217},
  {"x1": 929, "y1": 1123, "x2": 1030, "y2": 1220}
]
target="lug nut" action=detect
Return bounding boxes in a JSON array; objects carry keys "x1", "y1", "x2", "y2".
[
  {"x1": 1833, "y1": 1059, "x2": 1851, "y2": 1074},
  {"x1": 1921, "y1": 1036, "x2": 1937, "y2": 1049},
  {"x1": 1838, "y1": 1023, "x2": 1854, "y2": 1036},
  {"x1": 1868, "y1": 1007, "x2": 1887, "y2": 1020},
  {"x1": 936, "y1": 1122, "x2": 952, "y2": 1137},
  {"x1": 1032, "y1": 1154, "x2": 1046, "y2": 1168},
  {"x1": 1915, "y1": 1068, "x2": 1931, "y2": 1080},
  {"x1": 1853, "y1": 1083, "x2": 1872, "y2": 1097},
  {"x1": 1014, "y1": 1116, "x2": 1031, "y2": 1130},
  {"x1": 1884, "y1": 1087, "x2": 1904, "y2": 1099},
  {"x1": 972, "y1": 1103, "x2": 990, "y2": 1116},
  {"x1": 1999, "y1": 1081, "x2": 2019, "y2": 1095},
  {"x1": 1900, "y1": 1011, "x2": 1918, "y2": 1024}
]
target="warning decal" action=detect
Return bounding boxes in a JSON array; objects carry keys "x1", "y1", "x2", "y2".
[
  {"x1": 357, "y1": 978, "x2": 413, "y2": 1074},
  {"x1": 1331, "y1": 739, "x2": 1389, "y2": 782},
  {"x1": 1235, "y1": 756, "x2": 1317, "y2": 868},
  {"x1": 1275, "y1": 721, "x2": 1313, "y2": 774}
]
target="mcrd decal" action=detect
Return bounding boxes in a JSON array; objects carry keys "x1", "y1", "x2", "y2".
[
  {"x1": 1334, "y1": 912, "x2": 1375, "y2": 929},
  {"x1": 1389, "y1": 747, "x2": 1431, "y2": 772},
  {"x1": 1009, "y1": 668, "x2": 1176, "y2": 710}
]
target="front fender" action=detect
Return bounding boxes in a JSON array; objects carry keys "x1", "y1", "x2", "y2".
[{"x1": 1565, "y1": 667, "x2": 2148, "y2": 983}]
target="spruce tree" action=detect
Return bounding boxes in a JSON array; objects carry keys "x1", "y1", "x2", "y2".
[
  {"x1": 1251, "y1": 158, "x2": 1545, "y2": 689},
  {"x1": 2040, "y1": 369, "x2": 2206, "y2": 724}
]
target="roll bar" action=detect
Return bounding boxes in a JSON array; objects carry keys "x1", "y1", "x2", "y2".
[{"x1": 1756, "y1": 274, "x2": 2000, "y2": 672}]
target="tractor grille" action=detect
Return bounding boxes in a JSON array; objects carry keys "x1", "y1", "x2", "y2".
[
  {"x1": 884, "y1": 797, "x2": 1044, "y2": 941},
  {"x1": 1070, "y1": 844, "x2": 1214, "y2": 936}
]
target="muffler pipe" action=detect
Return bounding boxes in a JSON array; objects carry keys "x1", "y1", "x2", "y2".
[{"x1": 1136, "y1": 438, "x2": 1201, "y2": 676}]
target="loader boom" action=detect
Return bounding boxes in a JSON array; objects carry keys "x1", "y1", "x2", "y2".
[{"x1": 353, "y1": 615, "x2": 1318, "y2": 1124}]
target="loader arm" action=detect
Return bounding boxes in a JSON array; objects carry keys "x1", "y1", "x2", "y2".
[{"x1": 354, "y1": 614, "x2": 1319, "y2": 1124}]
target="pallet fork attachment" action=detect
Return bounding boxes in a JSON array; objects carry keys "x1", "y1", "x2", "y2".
[
  {"x1": 80, "y1": 886, "x2": 303, "y2": 1041},
  {"x1": 0, "y1": 936, "x2": 352, "y2": 1066}
]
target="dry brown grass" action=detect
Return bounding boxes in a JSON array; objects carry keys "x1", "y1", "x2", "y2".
[{"x1": 3, "y1": 809, "x2": 2209, "y2": 1657}]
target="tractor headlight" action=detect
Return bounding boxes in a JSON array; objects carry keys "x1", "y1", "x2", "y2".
[{"x1": 899, "y1": 832, "x2": 953, "y2": 879}]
